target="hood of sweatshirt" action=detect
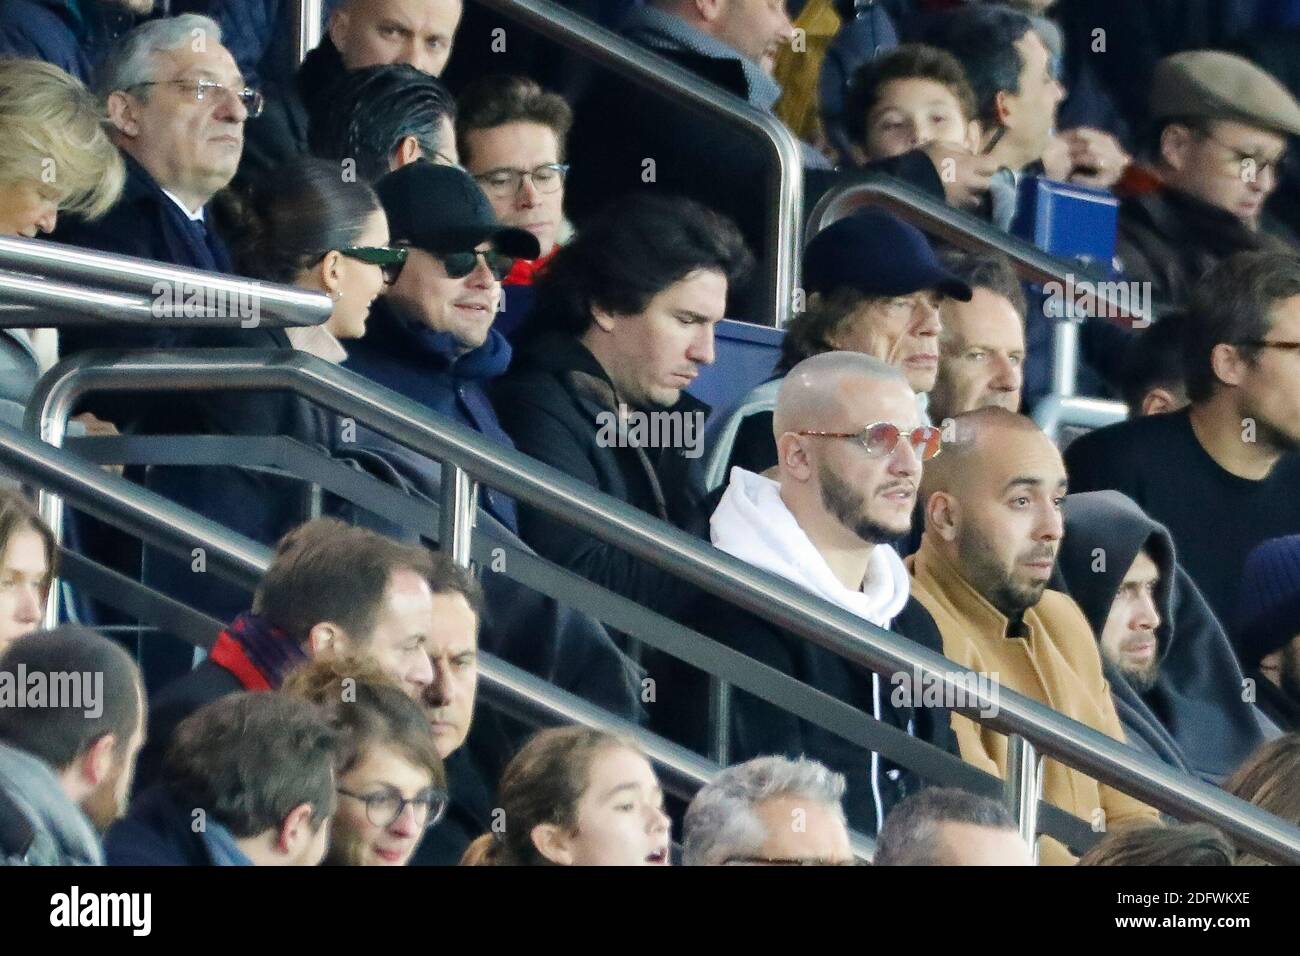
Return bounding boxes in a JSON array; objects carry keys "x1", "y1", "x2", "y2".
[
  {"x1": 710, "y1": 467, "x2": 911, "y2": 627},
  {"x1": 1055, "y1": 490, "x2": 1270, "y2": 781},
  {"x1": 1055, "y1": 490, "x2": 1177, "y2": 667}
]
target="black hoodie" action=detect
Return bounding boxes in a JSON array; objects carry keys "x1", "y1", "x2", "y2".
[
  {"x1": 236, "y1": 34, "x2": 348, "y2": 186},
  {"x1": 1055, "y1": 491, "x2": 1273, "y2": 783}
]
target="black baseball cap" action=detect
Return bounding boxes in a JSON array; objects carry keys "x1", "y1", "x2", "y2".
[
  {"x1": 374, "y1": 162, "x2": 542, "y2": 261},
  {"x1": 803, "y1": 210, "x2": 973, "y2": 301}
]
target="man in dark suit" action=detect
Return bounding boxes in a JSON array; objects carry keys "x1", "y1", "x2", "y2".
[{"x1": 55, "y1": 13, "x2": 256, "y2": 355}]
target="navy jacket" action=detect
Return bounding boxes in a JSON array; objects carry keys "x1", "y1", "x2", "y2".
[
  {"x1": 0, "y1": 0, "x2": 134, "y2": 83},
  {"x1": 106, "y1": 784, "x2": 233, "y2": 866},
  {"x1": 344, "y1": 301, "x2": 519, "y2": 529},
  {"x1": 54, "y1": 153, "x2": 237, "y2": 357}
]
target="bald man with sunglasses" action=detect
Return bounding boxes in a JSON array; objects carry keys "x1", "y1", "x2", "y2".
[{"x1": 692, "y1": 351, "x2": 957, "y2": 838}]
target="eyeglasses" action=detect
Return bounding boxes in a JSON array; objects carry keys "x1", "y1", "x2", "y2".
[
  {"x1": 1237, "y1": 339, "x2": 1300, "y2": 353},
  {"x1": 335, "y1": 245, "x2": 408, "y2": 285},
  {"x1": 722, "y1": 856, "x2": 863, "y2": 866},
  {"x1": 441, "y1": 249, "x2": 515, "y2": 280},
  {"x1": 796, "y1": 422, "x2": 943, "y2": 460},
  {"x1": 473, "y1": 163, "x2": 570, "y2": 199},
  {"x1": 337, "y1": 786, "x2": 449, "y2": 829},
  {"x1": 128, "y1": 79, "x2": 265, "y2": 118},
  {"x1": 1195, "y1": 128, "x2": 1287, "y2": 177}
]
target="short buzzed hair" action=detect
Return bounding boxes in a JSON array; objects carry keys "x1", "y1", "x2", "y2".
[
  {"x1": 919, "y1": 406, "x2": 1045, "y2": 500},
  {"x1": 683, "y1": 756, "x2": 847, "y2": 866},
  {"x1": 0, "y1": 626, "x2": 142, "y2": 771},
  {"x1": 774, "y1": 351, "x2": 909, "y2": 437},
  {"x1": 873, "y1": 786, "x2": 1016, "y2": 865}
]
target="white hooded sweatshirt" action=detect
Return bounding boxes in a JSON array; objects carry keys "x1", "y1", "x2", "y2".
[{"x1": 709, "y1": 466, "x2": 914, "y2": 831}]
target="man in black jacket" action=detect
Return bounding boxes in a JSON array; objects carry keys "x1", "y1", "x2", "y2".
[
  {"x1": 1065, "y1": 251, "x2": 1300, "y2": 629},
  {"x1": 1116, "y1": 50, "x2": 1300, "y2": 311},
  {"x1": 692, "y1": 351, "x2": 957, "y2": 835},
  {"x1": 1055, "y1": 491, "x2": 1273, "y2": 783},
  {"x1": 56, "y1": 14, "x2": 253, "y2": 355},
  {"x1": 493, "y1": 193, "x2": 753, "y2": 619},
  {"x1": 238, "y1": 0, "x2": 462, "y2": 185}
]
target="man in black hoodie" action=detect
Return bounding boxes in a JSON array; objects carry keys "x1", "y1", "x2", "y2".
[
  {"x1": 239, "y1": 0, "x2": 463, "y2": 184},
  {"x1": 1055, "y1": 490, "x2": 1274, "y2": 783}
]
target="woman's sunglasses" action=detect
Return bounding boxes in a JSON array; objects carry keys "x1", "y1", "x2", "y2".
[
  {"x1": 440, "y1": 249, "x2": 515, "y2": 281},
  {"x1": 797, "y1": 422, "x2": 943, "y2": 460},
  {"x1": 337, "y1": 245, "x2": 409, "y2": 285}
]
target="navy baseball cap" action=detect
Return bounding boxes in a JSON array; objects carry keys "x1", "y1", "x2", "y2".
[
  {"x1": 375, "y1": 162, "x2": 541, "y2": 261},
  {"x1": 803, "y1": 210, "x2": 973, "y2": 301}
]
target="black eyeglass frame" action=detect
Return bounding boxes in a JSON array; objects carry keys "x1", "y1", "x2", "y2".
[{"x1": 336, "y1": 786, "x2": 449, "y2": 830}]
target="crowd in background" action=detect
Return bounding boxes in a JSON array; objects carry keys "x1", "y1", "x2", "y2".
[{"x1": 3, "y1": 0, "x2": 1300, "y2": 865}]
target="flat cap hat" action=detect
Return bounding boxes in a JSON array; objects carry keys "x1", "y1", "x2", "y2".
[{"x1": 1150, "y1": 50, "x2": 1300, "y2": 137}]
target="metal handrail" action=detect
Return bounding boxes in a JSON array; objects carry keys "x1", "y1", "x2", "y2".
[
  {"x1": 462, "y1": 0, "x2": 803, "y2": 327},
  {"x1": 806, "y1": 172, "x2": 1136, "y2": 305},
  {"x1": 24, "y1": 349, "x2": 1300, "y2": 865},
  {"x1": 292, "y1": 0, "x2": 324, "y2": 65},
  {"x1": 0, "y1": 424, "x2": 882, "y2": 862},
  {"x1": 1034, "y1": 395, "x2": 1128, "y2": 444},
  {"x1": 0, "y1": 235, "x2": 331, "y2": 329}
]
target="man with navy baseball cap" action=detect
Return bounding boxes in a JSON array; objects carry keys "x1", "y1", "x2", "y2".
[{"x1": 802, "y1": 209, "x2": 974, "y2": 306}]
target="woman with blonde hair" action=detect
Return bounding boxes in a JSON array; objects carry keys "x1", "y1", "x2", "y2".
[
  {"x1": 462, "y1": 725, "x2": 671, "y2": 866},
  {"x1": 0, "y1": 58, "x2": 125, "y2": 413}
]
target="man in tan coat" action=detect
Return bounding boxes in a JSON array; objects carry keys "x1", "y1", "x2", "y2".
[{"x1": 906, "y1": 407, "x2": 1157, "y2": 864}]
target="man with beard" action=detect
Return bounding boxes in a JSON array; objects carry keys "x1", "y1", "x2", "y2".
[
  {"x1": 692, "y1": 352, "x2": 957, "y2": 837},
  {"x1": 908, "y1": 408, "x2": 1157, "y2": 864},
  {"x1": 1055, "y1": 491, "x2": 1272, "y2": 783},
  {"x1": 0, "y1": 626, "x2": 145, "y2": 864},
  {"x1": 1066, "y1": 251, "x2": 1300, "y2": 627}
]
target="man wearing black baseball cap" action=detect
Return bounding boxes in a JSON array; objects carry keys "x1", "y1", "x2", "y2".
[
  {"x1": 344, "y1": 161, "x2": 539, "y2": 532},
  {"x1": 700, "y1": 209, "x2": 971, "y2": 491}
]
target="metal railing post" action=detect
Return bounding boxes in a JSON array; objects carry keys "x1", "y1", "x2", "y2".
[
  {"x1": 1006, "y1": 735, "x2": 1043, "y2": 864},
  {"x1": 293, "y1": 0, "x2": 325, "y2": 65},
  {"x1": 22, "y1": 351, "x2": 1300, "y2": 866},
  {"x1": 471, "y1": 0, "x2": 801, "y2": 327},
  {"x1": 708, "y1": 679, "x2": 732, "y2": 765},
  {"x1": 1052, "y1": 320, "x2": 1080, "y2": 399},
  {"x1": 438, "y1": 465, "x2": 477, "y2": 568}
]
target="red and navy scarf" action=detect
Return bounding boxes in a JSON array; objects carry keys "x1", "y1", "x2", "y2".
[{"x1": 208, "y1": 613, "x2": 309, "y2": 691}]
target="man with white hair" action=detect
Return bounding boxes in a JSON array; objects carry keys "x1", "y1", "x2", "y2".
[
  {"x1": 682, "y1": 756, "x2": 854, "y2": 866},
  {"x1": 57, "y1": 14, "x2": 255, "y2": 352},
  {"x1": 691, "y1": 351, "x2": 957, "y2": 837}
]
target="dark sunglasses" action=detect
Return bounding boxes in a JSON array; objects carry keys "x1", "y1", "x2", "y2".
[
  {"x1": 797, "y1": 422, "x2": 943, "y2": 461},
  {"x1": 336, "y1": 246, "x2": 408, "y2": 285},
  {"x1": 441, "y1": 249, "x2": 515, "y2": 281}
]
